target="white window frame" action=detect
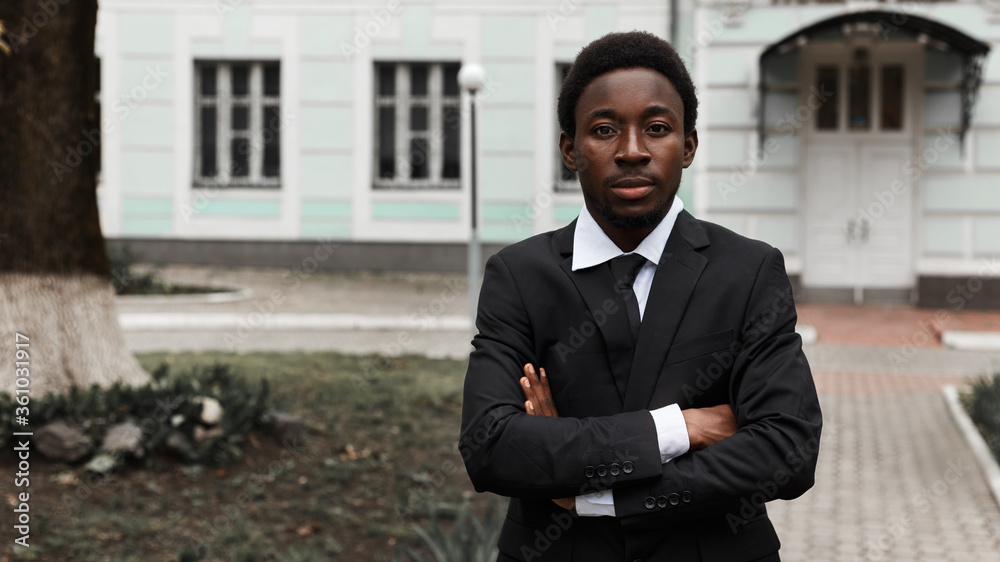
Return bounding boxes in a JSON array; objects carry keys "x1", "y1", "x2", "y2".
[
  {"x1": 194, "y1": 60, "x2": 281, "y2": 188},
  {"x1": 555, "y1": 62, "x2": 580, "y2": 193},
  {"x1": 373, "y1": 62, "x2": 461, "y2": 190}
]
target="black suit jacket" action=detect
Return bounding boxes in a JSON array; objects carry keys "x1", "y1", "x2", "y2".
[{"x1": 460, "y1": 210, "x2": 822, "y2": 562}]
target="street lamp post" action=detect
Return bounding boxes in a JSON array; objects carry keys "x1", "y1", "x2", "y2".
[{"x1": 458, "y1": 64, "x2": 486, "y2": 345}]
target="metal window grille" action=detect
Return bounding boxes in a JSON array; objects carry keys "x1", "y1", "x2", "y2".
[
  {"x1": 194, "y1": 61, "x2": 281, "y2": 188},
  {"x1": 373, "y1": 62, "x2": 462, "y2": 190}
]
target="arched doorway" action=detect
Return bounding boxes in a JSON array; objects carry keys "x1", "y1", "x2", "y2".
[{"x1": 758, "y1": 12, "x2": 989, "y2": 303}]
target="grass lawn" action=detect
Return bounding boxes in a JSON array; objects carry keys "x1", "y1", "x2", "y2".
[{"x1": 0, "y1": 352, "x2": 494, "y2": 561}]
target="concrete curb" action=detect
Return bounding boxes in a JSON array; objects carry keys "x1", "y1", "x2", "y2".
[
  {"x1": 942, "y1": 384, "x2": 1000, "y2": 509},
  {"x1": 118, "y1": 312, "x2": 470, "y2": 331},
  {"x1": 942, "y1": 330, "x2": 1000, "y2": 351},
  {"x1": 116, "y1": 287, "x2": 252, "y2": 305}
]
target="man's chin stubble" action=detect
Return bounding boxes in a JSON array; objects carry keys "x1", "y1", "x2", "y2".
[{"x1": 597, "y1": 198, "x2": 672, "y2": 230}]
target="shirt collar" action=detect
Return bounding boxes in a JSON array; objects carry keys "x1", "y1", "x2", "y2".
[{"x1": 571, "y1": 195, "x2": 684, "y2": 271}]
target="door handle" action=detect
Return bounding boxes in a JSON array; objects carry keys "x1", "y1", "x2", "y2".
[{"x1": 858, "y1": 217, "x2": 870, "y2": 242}]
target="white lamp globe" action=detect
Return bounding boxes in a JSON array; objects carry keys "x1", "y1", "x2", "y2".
[{"x1": 458, "y1": 64, "x2": 487, "y2": 92}]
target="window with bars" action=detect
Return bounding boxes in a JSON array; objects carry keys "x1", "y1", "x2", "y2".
[
  {"x1": 195, "y1": 61, "x2": 281, "y2": 187},
  {"x1": 374, "y1": 62, "x2": 461, "y2": 189},
  {"x1": 555, "y1": 62, "x2": 579, "y2": 192}
]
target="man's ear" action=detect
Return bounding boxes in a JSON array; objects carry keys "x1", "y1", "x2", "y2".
[
  {"x1": 558, "y1": 131, "x2": 577, "y2": 172},
  {"x1": 682, "y1": 128, "x2": 699, "y2": 168}
]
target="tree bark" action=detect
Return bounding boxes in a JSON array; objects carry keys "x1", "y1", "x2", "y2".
[{"x1": 0, "y1": 0, "x2": 148, "y2": 395}]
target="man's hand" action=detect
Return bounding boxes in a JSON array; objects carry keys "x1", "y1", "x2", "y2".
[
  {"x1": 682, "y1": 404, "x2": 738, "y2": 450},
  {"x1": 520, "y1": 364, "x2": 574, "y2": 511}
]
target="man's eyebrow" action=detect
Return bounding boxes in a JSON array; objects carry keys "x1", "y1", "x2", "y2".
[
  {"x1": 588, "y1": 108, "x2": 617, "y2": 120},
  {"x1": 644, "y1": 105, "x2": 677, "y2": 118}
]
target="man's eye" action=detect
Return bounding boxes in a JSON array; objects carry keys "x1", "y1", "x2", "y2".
[
  {"x1": 595, "y1": 125, "x2": 614, "y2": 135},
  {"x1": 649, "y1": 123, "x2": 669, "y2": 133}
]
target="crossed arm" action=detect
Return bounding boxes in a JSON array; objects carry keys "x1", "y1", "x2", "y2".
[{"x1": 519, "y1": 363, "x2": 738, "y2": 512}]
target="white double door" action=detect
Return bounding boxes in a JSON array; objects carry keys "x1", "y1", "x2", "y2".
[{"x1": 801, "y1": 44, "x2": 921, "y2": 300}]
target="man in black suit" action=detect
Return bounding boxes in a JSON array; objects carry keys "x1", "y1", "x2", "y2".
[{"x1": 459, "y1": 31, "x2": 822, "y2": 562}]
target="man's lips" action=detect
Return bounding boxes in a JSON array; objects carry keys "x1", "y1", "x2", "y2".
[{"x1": 610, "y1": 178, "x2": 655, "y2": 200}]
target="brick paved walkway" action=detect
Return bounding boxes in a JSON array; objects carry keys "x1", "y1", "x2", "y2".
[{"x1": 122, "y1": 266, "x2": 1000, "y2": 560}]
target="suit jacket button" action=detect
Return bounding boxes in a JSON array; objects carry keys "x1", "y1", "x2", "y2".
[
  {"x1": 584, "y1": 466, "x2": 595, "y2": 478},
  {"x1": 609, "y1": 463, "x2": 621, "y2": 476},
  {"x1": 668, "y1": 493, "x2": 680, "y2": 506},
  {"x1": 656, "y1": 495, "x2": 668, "y2": 508},
  {"x1": 597, "y1": 464, "x2": 607, "y2": 477},
  {"x1": 643, "y1": 496, "x2": 656, "y2": 510},
  {"x1": 622, "y1": 461, "x2": 634, "y2": 474},
  {"x1": 682, "y1": 490, "x2": 692, "y2": 503}
]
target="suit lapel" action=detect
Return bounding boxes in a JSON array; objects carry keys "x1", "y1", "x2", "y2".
[
  {"x1": 556, "y1": 223, "x2": 633, "y2": 402},
  {"x1": 623, "y1": 211, "x2": 710, "y2": 412}
]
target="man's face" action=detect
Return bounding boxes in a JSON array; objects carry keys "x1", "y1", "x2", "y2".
[{"x1": 560, "y1": 67, "x2": 698, "y2": 233}]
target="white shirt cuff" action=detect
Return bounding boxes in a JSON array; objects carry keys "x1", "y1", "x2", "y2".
[
  {"x1": 575, "y1": 489, "x2": 616, "y2": 517},
  {"x1": 650, "y1": 403, "x2": 690, "y2": 463}
]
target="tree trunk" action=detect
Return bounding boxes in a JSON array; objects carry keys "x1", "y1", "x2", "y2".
[{"x1": 0, "y1": 0, "x2": 148, "y2": 395}]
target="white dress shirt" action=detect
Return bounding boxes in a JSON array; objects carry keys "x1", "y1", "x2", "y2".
[{"x1": 571, "y1": 195, "x2": 691, "y2": 517}]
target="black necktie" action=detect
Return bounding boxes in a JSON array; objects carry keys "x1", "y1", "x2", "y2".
[{"x1": 608, "y1": 254, "x2": 647, "y2": 344}]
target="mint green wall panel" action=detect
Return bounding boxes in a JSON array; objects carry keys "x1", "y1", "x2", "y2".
[
  {"x1": 122, "y1": 152, "x2": 173, "y2": 194},
  {"x1": 762, "y1": 91, "x2": 798, "y2": 129},
  {"x1": 403, "y1": 5, "x2": 434, "y2": 58},
  {"x1": 922, "y1": 218, "x2": 964, "y2": 255},
  {"x1": 586, "y1": 6, "x2": 616, "y2": 41},
  {"x1": 760, "y1": 134, "x2": 798, "y2": 170},
  {"x1": 922, "y1": 133, "x2": 963, "y2": 171},
  {"x1": 301, "y1": 201, "x2": 351, "y2": 218},
  {"x1": 122, "y1": 198, "x2": 173, "y2": 215},
  {"x1": 197, "y1": 201, "x2": 280, "y2": 217},
  {"x1": 121, "y1": 219, "x2": 172, "y2": 237},
  {"x1": 555, "y1": 44, "x2": 579, "y2": 61},
  {"x1": 706, "y1": 132, "x2": 748, "y2": 168},
  {"x1": 707, "y1": 52, "x2": 749, "y2": 87},
  {"x1": 481, "y1": 223, "x2": 526, "y2": 243},
  {"x1": 122, "y1": 105, "x2": 173, "y2": 147},
  {"x1": 301, "y1": 153, "x2": 352, "y2": 198},
  {"x1": 555, "y1": 205, "x2": 581, "y2": 224},
  {"x1": 755, "y1": 215, "x2": 798, "y2": 253},
  {"x1": 973, "y1": 87, "x2": 1000, "y2": 126},
  {"x1": 984, "y1": 52, "x2": 1000, "y2": 84},
  {"x1": 925, "y1": 176, "x2": 1000, "y2": 211},
  {"x1": 707, "y1": 172, "x2": 797, "y2": 210},
  {"x1": 483, "y1": 16, "x2": 533, "y2": 59},
  {"x1": 120, "y1": 61, "x2": 172, "y2": 101},
  {"x1": 485, "y1": 63, "x2": 534, "y2": 105},
  {"x1": 974, "y1": 219, "x2": 1000, "y2": 254},
  {"x1": 482, "y1": 204, "x2": 531, "y2": 222},
  {"x1": 706, "y1": 92, "x2": 754, "y2": 128},
  {"x1": 975, "y1": 131, "x2": 1000, "y2": 171},
  {"x1": 301, "y1": 108, "x2": 352, "y2": 150},
  {"x1": 372, "y1": 202, "x2": 460, "y2": 220},
  {"x1": 481, "y1": 155, "x2": 532, "y2": 199},
  {"x1": 481, "y1": 109, "x2": 534, "y2": 152},
  {"x1": 301, "y1": 62, "x2": 351, "y2": 103},
  {"x1": 677, "y1": 171, "x2": 694, "y2": 210},
  {"x1": 301, "y1": 15, "x2": 351, "y2": 57},
  {"x1": 121, "y1": 14, "x2": 172, "y2": 55},
  {"x1": 301, "y1": 221, "x2": 351, "y2": 239}
]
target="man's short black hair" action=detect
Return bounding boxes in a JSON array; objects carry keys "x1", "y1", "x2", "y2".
[{"x1": 557, "y1": 31, "x2": 698, "y2": 139}]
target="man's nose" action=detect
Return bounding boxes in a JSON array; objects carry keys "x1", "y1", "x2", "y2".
[{"x1": 615, "y1": 127, "x2": 650, "y2": 165}]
